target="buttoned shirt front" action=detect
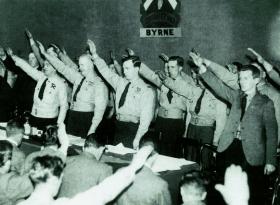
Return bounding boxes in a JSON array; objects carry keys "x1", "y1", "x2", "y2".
[
  {"x1": 32, "y1": 74, "x2": 67, "y2": 119},
  {"x1": 94, "y1": 57, "x2": 155, "y2": 140}
]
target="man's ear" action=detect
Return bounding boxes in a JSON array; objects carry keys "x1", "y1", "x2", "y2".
[
  {"x1": 179, "y1": 66, "x2": 183, "y2": 73},
  {"x1": 254, "y1": 77, "x2": 261, "y2": 84}
]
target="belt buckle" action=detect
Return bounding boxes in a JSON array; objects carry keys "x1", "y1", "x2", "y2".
[
  {"x1": 194, "y1": 117, "x2": 198, "y2": 125},
  {"x1": 164, "y1": 110, "x2": 168, "y2": 117}
]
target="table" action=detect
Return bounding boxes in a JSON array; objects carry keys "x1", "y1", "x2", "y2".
[{"x1": 20, "y1": 138, "x2": 199, "y2": 205}]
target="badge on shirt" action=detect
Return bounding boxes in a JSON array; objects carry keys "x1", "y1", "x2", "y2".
[{"x1": 51, "y1": 83, "x2": 56, "y2": 89}]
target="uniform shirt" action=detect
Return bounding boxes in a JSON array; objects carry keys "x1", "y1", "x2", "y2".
[
  {"x1": 163, "y1": 77, "x2": 227, "y2": 143},
  {"x1": 12, "y1": 55, "x2": 68, "y2": 119},
  {"x1": 139, "y1": 63, "x2": 188, "y2": 116},
  {"x1": 32, "y1": 74, "x2": 67, "y2": 119},
  {"x1": 43, "y1": 54, "x2": 108, "y2": 132},
  {"x1": 94, "y1": 57, "x2": 155, "y2": 141}
]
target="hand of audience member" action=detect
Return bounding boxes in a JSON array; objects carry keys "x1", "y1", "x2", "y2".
[
  {"x1": 36, "y1": 41, "x2": 46, "y2": 55},
  {"x1": 215, "y1": 165, "x2": 249, "y2": 205},
  {"x1": 133, "y1": 138, "x2": 140, "y2": 150},
  {"x1": 87, "y1": 39, "x2": 97, "y2": 56},
  {"x1": 264, "y1": 164, "x2": 276, "y2": 175},
  {"x1": 126, "y1": 48, "x2": 135, "y2": 56},
  {"x1": 157, "y1": 70, "x2": 168, "y2": 81},
  {"x1": 0, "y1": 46, "x2": 7, "y2": 60},
  {"x1": 159, "y1": 53, "x2": 169, "y2": 63},
  {"x1": 25, "y1": 29, "x2": 33, "y2": 39},
  {"x1": 189, "y1": 51, "x2": 207, "y2": 74},
  {"x1": 57, "y1": 123, "x2": 69, "y2": 156},
  {"x1": 130, "y1": 145, "x2": 153, "y2": 172},
  {"x1": 6, "y1": 47, "x2": 13, "y2": 57}
]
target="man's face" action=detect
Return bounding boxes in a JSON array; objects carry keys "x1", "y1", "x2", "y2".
[
  {"x1": 239, "y1": 70, "x2": 259, "y2": 92},
  {"x1": 43, "y1": 61, "x2": 55, "y2": 76},
  {"x1": 123, "y1": 60, "x2": 137, "y2": 80},
  {"x1": 28, "y1": 53, "x2": 39, "y2": 68},
  {"x1": 79, "y1": 56, "x2": 93, "y2": 76},
  {"x1": 168, "y1": 60, "x2": 181, "y2": 79}
]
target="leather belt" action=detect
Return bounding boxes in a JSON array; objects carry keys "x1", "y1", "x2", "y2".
[
  {"x1": 71, "y1": 101, "x2": 95, "y2": 112},
  {"x1": 190, "y1": 116, "x2": 215, "y2": 126},
  {"x1": 158, "y1": 107, "x2": 185, "y2": 119},
  {"x1": 116, "y1": 113, "x2": 140, "y2": 123}
]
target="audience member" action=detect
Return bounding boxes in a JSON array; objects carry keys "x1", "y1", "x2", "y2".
[
  {"x1": 58, "y1": 133, "x2": 113, "y2": 198},
  {"x1": 0, "y1": 140, "x2": 33, "y2": 205}
]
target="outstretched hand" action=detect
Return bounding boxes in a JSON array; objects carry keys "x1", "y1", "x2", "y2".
[
  {"x1": 159, "y1": 53, "x2": 169, "y2": 63},
  {"x1": 36, "y1": 41, "x2": 46, "y2": 55},
  {"x1": 215, "y1": 165, "x2": 249, "y2": 205},
  {"x1": 247, "y1": 48, "x2": 264, "y2": 64},
  {"x1": 126, "y1": 48, "x2": 135, "y2": 56},
  {"x1": 50, "y1": 43, "x2": 61, "y2": 54},
  {"x1": 189, "y1": 51, "x2": 203, "y2": 67},
  {"x1": 25, "y1": 29, "x2": 33, "y2": 39},
  {"x1": 87, "y1": 39, "x2": 97, "y2": 55}
]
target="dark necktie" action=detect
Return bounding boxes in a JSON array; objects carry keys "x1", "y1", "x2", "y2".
[
  {"x1": 167, "y1": 89, "x2": 173, "y2": 104},
  {"x1": 194, "y1": 89, "x2": 205, "y2": 114},
  {"x1": 73, "y1": 77, "x2": 85, "y2": 102},
  {"x1": 3, "y1": 70, "x2": 7, "y2": 82},
  {"x1": 38, "y1": 78, "x2": 48, "y2": 100},
  {"x1": 240, "y1": 94, "x2": 247, "y2": 121},
  {"x1": 118, "y1": 82, "x2": 131, "y2": 108}
]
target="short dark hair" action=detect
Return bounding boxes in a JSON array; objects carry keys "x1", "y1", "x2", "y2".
[
  {"x1": 29, "y1": 155, "x2": 65, "y2": 185},
  {"x1": 6, "y1": 119, "x2": 24, "y2": 138},
  {"x1": 42, "y1": 125, "x2": 59, "y2": 147},
  {"x1": 139, "y1": 131, "x2": 158, "y2": 153},
  {"x1": 84, "y1": 133, "x2": 103, "y2": 149},
  {"x1": 0, "y1": 140, "x2": 13, "y2": 167},
  {"x1": 169, "y1": 56, "x2": 184, "y2": 67},
  {"x1": 239, "y1": 64, "x2": 260, "y2": 79},
  {"x1": 180, "y1": 170, "x2": 206, "y2": 195},
  {"x1": 122, "y1": 55, "x2": 141, "y2": 68}
]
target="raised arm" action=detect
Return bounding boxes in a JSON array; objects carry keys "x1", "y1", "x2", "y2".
[
  {"x1": 139, "y1": 63, "x2": 163, "y2": 88},
  {"x1": 25, "y1": 29, "x2": 45, "y2": 68},
  {"x1": 38, "y1": 41, "x2": 80, "y2": 84},
  {"x1": 110, "y1": 51, "x2": 124, "y2": 77},
  {"x1": 189, "y1": 51, "x2": 237, "y2": 104},
  {"x1": 9, "y1": 51, "x2": 43, "y2": 81},
  {"x1": 204, "y1": 58, "x2": 239, "y2": 90},
  {"x1": 133, "y1": 89, "x2": 156, "y2": 149},
  {"x1": 67, "y1": 145, "x2": 153, "y2": 205},
  {"x1": 88, "y1": 40, "x2": 126, "y2": 90},
  {"x1": 87, "y1": 82, "x2": 109, "y2": 135},
  {"x1": 248, "y1": 48, "x2": 280, "y2": 86},
  {"x1": 57, "y1": 46, "x2": 79, "y2": 71}
]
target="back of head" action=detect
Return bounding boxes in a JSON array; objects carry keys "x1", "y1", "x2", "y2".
[
  {"x1": 29, "y1": 155, "x2": 64, "y2": 185},
  {"x1": 6, "y1": 119, "x2": 24, "y2": 139},
  {"x1": 42, "y1": 125, "x2": 59, "y2": 147},
  {"x1": 0, "y1": 140, "x2": 13, "y2": 169},
  {"x1": 180, "y1": 170, "x2": 207, "y2": 204},
  {"x1": 84, "y1": 133, "x2": 104, "y2": 150}
]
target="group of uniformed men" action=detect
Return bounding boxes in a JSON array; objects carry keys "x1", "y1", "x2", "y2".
[{"x1": 0, "y1": 30, "x2": 228, "y2": 166}]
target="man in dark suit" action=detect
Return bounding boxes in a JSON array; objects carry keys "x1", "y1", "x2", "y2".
[
  {"x1": 188, "y1": 51, "x2": 277, "y2": 205},
  {"x1": 58, "y1": 133, "x2": 113, "y2": 198},
  {"x1": 5, "y1": 119, "x2": 26, "y2": 175},
  {"x1": 116, "y1": 134, "x2": 171, "y2": 205}
]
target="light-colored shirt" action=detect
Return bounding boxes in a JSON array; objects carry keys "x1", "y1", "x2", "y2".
[
  {"x1": 94, "y1": 57, "x2": 156, "y2": 141},
  {"x1": 44, "y1": 54, "x2": 109, "y2": 132},
  {"x1": 163, "y1": 77, "x2": 227, "y2": 143}
]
